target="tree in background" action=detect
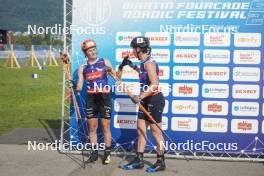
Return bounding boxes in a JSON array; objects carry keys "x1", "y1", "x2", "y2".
[{"x1": 13, "y1": 34, "x2": 63, "y2": 49}]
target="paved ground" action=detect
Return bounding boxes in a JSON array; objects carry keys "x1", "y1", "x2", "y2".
[
  {"x1": 0, "y1": 128, "x2": 60, "y2": 145},
  {"x1": 0, "y1": 144, "x2": 263, "y2": 176},
  {"x1": 0, "y1": 129, "x2": 263, "y2": 176}
]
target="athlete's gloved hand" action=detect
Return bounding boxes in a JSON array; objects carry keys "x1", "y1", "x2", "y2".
[
  {"x1": 118, "y1": 56, "x2": 129, "y2": 71},
  {"x1": 131, "y1": 95, "x2": 142, "y2": 104},
  {"x1": 60, "y1": 52, "x2": 70, "y2": 64},
  {"x1": 126, "y1": 59, "x2": 138, "y2": 70},
  {"x1": 118, "y1": 56, "x2": 138, "y2": 71},
  {"x1": 130, "y1": 63, "x2": 138, "y2": 70}
]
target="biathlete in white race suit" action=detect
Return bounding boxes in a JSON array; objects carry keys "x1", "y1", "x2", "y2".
[
  {"x1": 118, "y1": 36, "x2": 166, "y2": 172},
  {"x1": 60, "y1": 39, "x2": 113, "y2": 165}
]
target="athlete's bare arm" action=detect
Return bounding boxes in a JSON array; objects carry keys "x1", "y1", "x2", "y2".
[
  {"x1": 104, "y1": 58, "x2": 113, "y2": 70},
  {"x1": 76, "y1": 65, "x2": 84, "y2": 91}
]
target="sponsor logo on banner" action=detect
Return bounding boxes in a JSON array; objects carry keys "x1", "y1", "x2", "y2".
[
  {"x1": 173, "y1": 66, "x2": 199, "y2": 80},
  {"x1": 203, "y1": 67, "x2": 229, "y2": 81},
  {"x1": 231, "y1": 119, "x2": 258, "y2": 134},
  {"x1": 232, "y1": 84, "x2": 260, "y2": 99},
  {"x1": 172, "y1": 83, "x2": 199, "y2": 97},
  {"x1": 115, "y1": 49, "x2": 170, "y2": 65},
  {"x1": 151, "y1": 49, "x2": 170, "y2": 63},
  {"x1": 174, "y1": 32, "x2": 200, "y2": 46},
  {"x1": 114, "y1": 98, "x2": 138, "y2": 112},
  {"x1": 201, "y1": 118, "x2": 228, "y2": 133},
  {"x1": 233, "y1": 67, "x2": 260, "y2": 82},
  {"x1": 159, "y1": 66, "x2": 170, "y2": 80},
  {"x1": 173, "y1": 49, "x2": 200, "y2": 63},
  {"x1": 232, "y1": 102, "x2": 259, "y2": 116},
  {"x1": 115, "y1": 65, "x2": 138, "y2": 79},
  {"x1": 204, "y1": 33, "x2": 230, "y2": 47},
  {"x1": 164, "y1": 100, "x2": 169, "y2": 114},
  {"x1": 171, "y1": 117, "x2": 198, "y2": 131},
  {"x1": 145, "y1": 32, "x2": 170, "y2": 46},
  {"x1": 159, "y1": 83, "x2": 170, "y2": 97},
  {"x1": 116, "y1": 48, "x2": 138, "y2": 62},
  {"x1": 234, "y1": 33, "x2": 261, "y2": 47},
  {"x1": 114, "y1": 115, "x2": 137, "y2": 129},
  {"x1": 203, "y1": 49, "x2": 230, "y2": 64},
  {"x1": 202, "y1": 84, "x2": 229, "y2": 98},
  {"x1": 172, "y1": 100, "x2": 198, "y2": 114},
  {"x1": 116, "y1": 32, "x2": 141, "y2": 45},
  {"x1": 233, "y1": 50, "x2": 261, "y2": 64},
  {"x1": 115, "y1": 82, "x2": 140, "y2": 96},
  {"x1": 202, "y1": 101, "x2": 228, "y2": 116}
]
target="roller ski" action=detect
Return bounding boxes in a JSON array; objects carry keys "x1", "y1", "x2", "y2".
[
  {"x1": 121, "y1": 152, "x2": 144, "y2": 170},
  {"x1": 146, "y1": 158, "x2": 166, "y2": 173},
  {"x1": 85, "y1": 150, "x2": 98, "y2": 163}
]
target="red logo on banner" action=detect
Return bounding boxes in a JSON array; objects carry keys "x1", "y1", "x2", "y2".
[
  {"x1": 235, "y1": 90, "x2": 257, "y2": 94},
  {"x1": 238, "y1": 121, "x2": 252, "y2": 131},
  {"x1": 117, "y1": 119, "x2": 136, "y2": 124},
  {"x1": 147, "y1": 36, "x2": 168, "y2": 41},
  {"x1": 159, "y1": 70, "x2": 164, "y2": 77},
  {"x1": 121, "y1": 51, "x2": 135, "y2": 59},
  {"x1": 175, "y1": 53, "x2": 197, "y2": 59},
  {"x1": 205, "y1": 71, "x2": 227, "y2": 76},
  {"x1": 179, "y1": 85, "x2": 193, "y2": 95},
  {"x1": 208, "y1": 103, "x2": 222, "y2": 112}
]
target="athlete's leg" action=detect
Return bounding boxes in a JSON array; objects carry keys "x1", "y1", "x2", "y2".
[
  {"x1": 137, "y1": 119, "x2": 148, "y2": 153},
  {"x1": 88, "y1": 118, "x2": 98, "y2": 145},
  {"x1": 146, "y1": 93, "x2": 166, "y2": 172},
  {"x1": 85, "y1": 118, "x2": 99, "y2": 163},
  {"x1": 150, "y1": 122, "x2": 165, "y2": 155},
  {"x1": 85, "y1": 93, "x2": 99, "y2": 163},
  {"x1": 121, "y1": 119, "x2": 147, "y2": 170},
  {"x1": 101, "y1": 118, "x2": 111, "y2": 148},
  {"x1": 99, "y1": 93, "x2": 113, "y2": 164}
]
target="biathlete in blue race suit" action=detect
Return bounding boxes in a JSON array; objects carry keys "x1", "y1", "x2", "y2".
[
  {"x1": 61, "y1": 39, "x2": 113, "y2": 165},
  {"x1": 118, "y1": 36, "x2": 166, "y2": 172}
]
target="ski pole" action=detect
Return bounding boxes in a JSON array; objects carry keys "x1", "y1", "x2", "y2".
[
  {"x1": 61, "y1": 54, "x2": 86, "y2": 168},
  {"x1": 107, "y1": 68, "x2": 174, "y2": 144}
]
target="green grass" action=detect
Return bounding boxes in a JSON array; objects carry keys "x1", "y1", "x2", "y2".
[{"x1": 0, "y1": 60, "x2": 63, "y2": 135}]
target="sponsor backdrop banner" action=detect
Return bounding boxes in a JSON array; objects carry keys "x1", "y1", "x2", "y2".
[{"x1": 70, "y1": 0, "x2": 264, "y2": 154}]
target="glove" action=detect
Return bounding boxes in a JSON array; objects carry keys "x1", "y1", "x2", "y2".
[
  {"x1": 126, "y1": 59, "x2": 138, "y2": 70},
  {"x1": 118, "y1": 56, "x2": 138, "y2": 71},
  {"x1": 130, "y1": 63, "x2": 138, "y2": 70},
  {"x1": 60, "y1": 52, "x2": 70, "y2": 64},
  {"x1": 131, "y1": 95, "x2": 141, "y2": 104},
  {"x1": 118, "y1": 56, "x2": 131, "y2": 70}
]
